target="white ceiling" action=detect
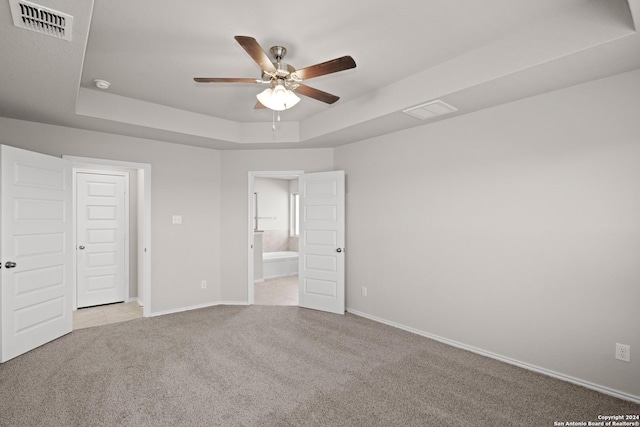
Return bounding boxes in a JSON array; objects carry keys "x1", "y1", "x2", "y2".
[{"x1": 1, "y1": 0, "x2": 639, "y2": 150}]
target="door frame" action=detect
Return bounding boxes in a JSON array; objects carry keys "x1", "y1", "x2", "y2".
[
  {"x1": 73, "y1": 169, "x2": 130, "y2": 308},
  {"x1": 64, "y1": 156, "x2": 151, "y2": 317},
  {"x1": 247, "y1": 170, "x2": 303, "y2": 304}
]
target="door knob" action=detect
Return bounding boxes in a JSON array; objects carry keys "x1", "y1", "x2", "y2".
[
  {"x1": 336, "y1": 248, "x2": 342, "y2": 253},
  {"x1": 5, "y1": 261, "x2": 17, "y2": 268},
  {"x1": 78, "y1": 245, "x2": 85, "y2": 250}
]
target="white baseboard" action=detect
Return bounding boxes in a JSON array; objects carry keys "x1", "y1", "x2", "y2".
[
  {"x1": 218, "y1": 301, "x2": 251, "y2": 306},
  {"x1": 149, "y1": 301, "x2": 249, "y2": 317},
  {"x1": 346, "y1": 307, "x2": 640, "y2": 404}
]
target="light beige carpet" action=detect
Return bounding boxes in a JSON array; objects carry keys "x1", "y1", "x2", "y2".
[{"x1": 0, "y1": 305, "x2": 637, "y2": 426}]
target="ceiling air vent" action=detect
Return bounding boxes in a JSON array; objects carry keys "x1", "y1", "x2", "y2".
[
  {"x1": 403, "y1": 100, "x2": 457, "y2": 120},
  {"x1": 9, "y1": 0, "x2": 73, "y2": 41}
]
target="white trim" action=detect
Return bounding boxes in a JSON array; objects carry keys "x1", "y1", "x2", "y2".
[
  {"x1": 247, "y1": 171, "x2": 303, "y2": 305},
  {"x1": 290, "y1": 193, "x2": 300, "y2": 237},
  {"x1": 150, "y1": 301, "x2": 249, "y2": 317},
  {"x1": 63, "y1": 155, "x2": 151, "y2": 318},
  {"x1": 72, "y1": 169, "x2": 130, "y2": 309},
  {"x1": 218, "y1": 301, "x2": 251, "y2": 306},
  {"x1": 346, "y1": 308, "x2": 640, "y2": 404}
]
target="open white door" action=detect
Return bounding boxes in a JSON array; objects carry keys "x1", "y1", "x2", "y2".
[
  {"x1": 1, "y1": 145, "x2": 73, "y2": 363},
  {"x1": 298, "y1": 171, "x2": 345, "y2": 314},
  {"x1": 76, "y1": 172, "x2": 127, "y2": 308}
]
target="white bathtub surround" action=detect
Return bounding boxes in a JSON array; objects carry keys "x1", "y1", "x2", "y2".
[
  {"x1": 263, "y1": 251, "x2": 299, "y2": 279},
  {"x1": 262, "y1": 230, "x2": 290, "y2": 252}
]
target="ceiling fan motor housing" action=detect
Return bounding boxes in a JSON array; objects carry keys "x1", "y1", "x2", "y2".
[{"x1": 262, "y1": 63, "x2": 295, "y2": 81}]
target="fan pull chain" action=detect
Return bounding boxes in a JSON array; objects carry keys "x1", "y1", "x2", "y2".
[{"x1": 271, "y1": 110, "x2": 283, "y2": 132}]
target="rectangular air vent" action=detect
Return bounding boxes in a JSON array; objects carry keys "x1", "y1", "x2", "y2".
[
  {"x1": 9, "y1": 0, "x2": 73, "y2": 41},
  {"x1": 403, "y1": 100, "x2": 457, "y2": 120}
]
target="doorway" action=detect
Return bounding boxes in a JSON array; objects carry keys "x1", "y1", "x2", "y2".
[
  {"x1": 248, "y1": 171, "x2": 303, "y2": 305},
  {"x1": 64, "y1": 155, "x2": 151, "y2": 318}
]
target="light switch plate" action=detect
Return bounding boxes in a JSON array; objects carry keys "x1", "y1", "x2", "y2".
[{"x1": 172, "y1": 215, "x2": 182, "y2": 224}]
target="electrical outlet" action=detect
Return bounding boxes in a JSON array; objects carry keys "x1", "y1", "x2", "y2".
[
  {"x1": 362, "y1": 286, "x2": 367, "y2": 297},
  {"x1": 201, "y1": 280, "x2": 207, "y2": 289},
  {"x1": 615, "y1": 343, "x2": 630, "y2": 362},
  {"x1": 172, "y1": 215, "x2": 182, "y2": 225}
]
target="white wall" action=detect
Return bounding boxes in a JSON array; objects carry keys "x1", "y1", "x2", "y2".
[
  {"x1": 254, "y1": 178, "x2": 290, "y2": 231},
  {"x1": 220, "y1": 149, "x2": 334, "y2": 302},
  {"x1": 334, "y1": 69, "x2": 640, "y2": 400},
  {"x1": 0, "y1": 118, "x2": 222, "y2": 313}
]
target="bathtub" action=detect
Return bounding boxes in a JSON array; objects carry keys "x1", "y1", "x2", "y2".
[{"x1": 263, "y1": 251, "x2": 299, "y2": 279}]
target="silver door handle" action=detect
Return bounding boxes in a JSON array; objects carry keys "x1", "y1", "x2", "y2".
[
  {"x1": 5, "y1": 261, "x2": 17, "y2": 268},
  {"x1": 78, "y1": 246, "x2": 85, "y2": 250}
]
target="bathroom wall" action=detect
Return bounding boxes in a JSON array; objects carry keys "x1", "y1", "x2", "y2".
[
  {"x1": 254, "y1": 177, "x2": 290, "y2": 252},
  {"x1": 254, "y1": 177, "x2": 302, "y2": 252}
]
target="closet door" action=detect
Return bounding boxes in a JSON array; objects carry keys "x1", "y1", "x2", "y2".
[
  {"x1": 76, "y1": 172, "x2": 127, "y2": 308},
  {"x1": 1, "y1": 145, "x2": 73, "y2": 362}
]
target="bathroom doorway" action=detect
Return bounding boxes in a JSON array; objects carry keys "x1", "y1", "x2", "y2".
[{"x1": 248, "y1": 171, "x2": 303, "y2": 305}]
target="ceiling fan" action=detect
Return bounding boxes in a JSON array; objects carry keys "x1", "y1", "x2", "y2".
[{"x1": 194, "y1": 36, "x2": 356, "y2": 111}]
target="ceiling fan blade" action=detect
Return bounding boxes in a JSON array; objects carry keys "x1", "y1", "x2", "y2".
[
  {"x1": 294, "y1": 56, "x2": 356, "y2": 80},
  {"x1": 254, "y1": 101, "x2": 266, "y2": 109},
  {"x1": 295, "y1": 84, "x2": 340, "y2": 104},
  {"x1": 194, "y1": 77, "x2": 257, "y2": 83},
  {"x1": 234, "y1": 36, "x2": 277, "y2": 73}
]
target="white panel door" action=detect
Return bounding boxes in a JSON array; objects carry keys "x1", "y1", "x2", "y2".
[
  {"x1": 298, "y1": 171, "x2": 345, "y2": 314},
  {"x1": 1, "y1": 145, "x2": 73, "y2": 363},
  {"x1": 76, "y1": 173, "x2": 126, "y2": 308}
]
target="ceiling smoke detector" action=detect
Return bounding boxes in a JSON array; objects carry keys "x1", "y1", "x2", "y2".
[
  {"x1": 9, "y1": 0, "x2": 73, "y2": 41},
  {"x1": 93, "y1": 79, "x2": 111, "y2": 90}
]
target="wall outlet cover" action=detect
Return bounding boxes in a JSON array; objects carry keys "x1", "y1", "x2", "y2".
[{"x1": 615, "y1": 343, "x2": 630, "y2": 362}]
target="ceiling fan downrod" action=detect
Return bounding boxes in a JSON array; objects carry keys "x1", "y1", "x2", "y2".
[{"x1": 270, "y1": 46, "x2": 287, "y2": 63}]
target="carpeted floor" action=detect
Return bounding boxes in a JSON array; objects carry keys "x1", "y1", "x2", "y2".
[{"x1": 0, "y1": 305, "x2": 637, "y2": 426}]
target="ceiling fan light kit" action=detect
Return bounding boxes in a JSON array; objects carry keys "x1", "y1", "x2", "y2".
[
  {"x1": 257, "y1": 81, "x2": 300, "y2": 111},
  {"x1": 194, "y1": 36, "x2": 356, "y2": 112}
]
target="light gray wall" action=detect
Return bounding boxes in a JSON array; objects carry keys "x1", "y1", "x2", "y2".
[
  {"x1": 334, "y1": 69, "x2": 640, "y2": 399},
  {"x1": 254, "y1": 178, "x2": 290, "y2": 231},
  {"x1": 0, "y1": 118, "x2": 222, "y2": 313},
  {"x1": 220, "y1": 149, "x2": 334, "y2": 302}
]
